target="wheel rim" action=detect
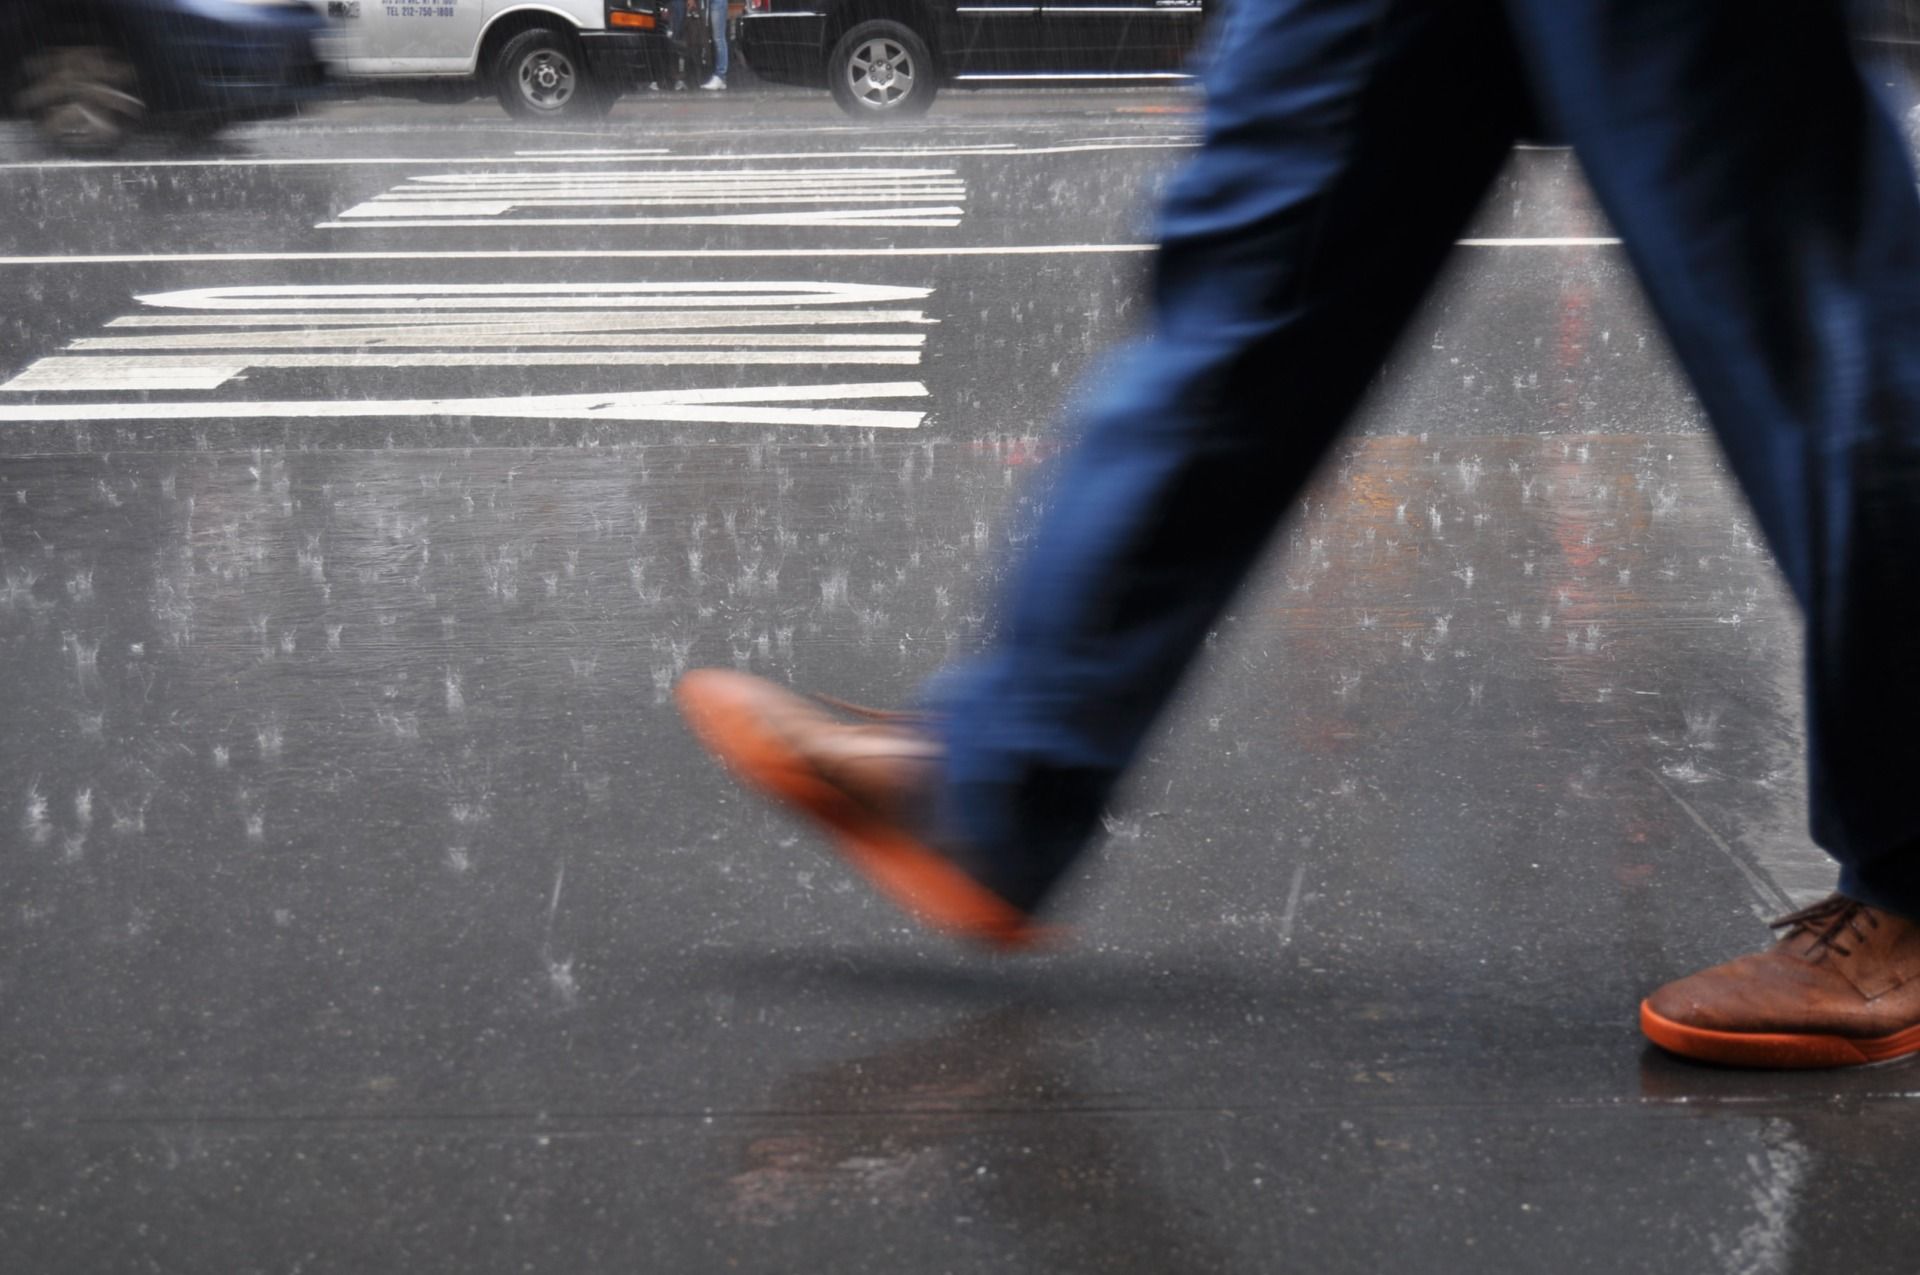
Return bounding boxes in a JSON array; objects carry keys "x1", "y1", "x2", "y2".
[
  {"x1": 846, "y1": 38, "x2": 914, "y2": 109},
  {"x1": 17, "y1": 47, "x2": 143, "y2": 149},
  {"x1": 516, "y1": 48, "x2": 577, "y2": 110}
]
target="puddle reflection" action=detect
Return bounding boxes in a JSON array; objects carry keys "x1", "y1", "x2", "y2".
[{"x1": 715, "y1": 1003, "x2": 1231, "y2": 1271}]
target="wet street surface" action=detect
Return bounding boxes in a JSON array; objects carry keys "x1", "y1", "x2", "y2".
[{"x1": 3, "y1": 90, "x2": 1917, "y2": 1274}]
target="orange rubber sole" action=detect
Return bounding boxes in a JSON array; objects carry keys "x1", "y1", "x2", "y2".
[
  {"x1": 676, "y1": 671, "x2": 1051, "y2": 952},
  {"x1": 1640, "y1": 1000, "x2": 1920, "y2": 1069}
]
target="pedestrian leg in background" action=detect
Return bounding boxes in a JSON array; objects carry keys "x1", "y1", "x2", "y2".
[
  {"x1": 670, "y1": 0, "x2": 689, "y2": 88},
  {"x1": 677, "y1": 0, "x2": 1531, "y2": 944},
  {"x1": 1502, "y1": 0, "x2": 1920, "y2": 1067},
  {"x1": 701, "y1": 0, "x2": 728, "y2": 88},
  {"x1": 647, "y1": 0, "x2": 688, "y2": 88}
]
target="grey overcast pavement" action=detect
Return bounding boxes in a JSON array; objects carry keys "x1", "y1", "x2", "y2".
[{"x1": 4, "y1": 78, "x2": 1920, "y2": 1274}]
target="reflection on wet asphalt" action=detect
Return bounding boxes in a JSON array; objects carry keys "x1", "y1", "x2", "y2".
[{"x1": 3, "y1": 96, "x2": 1920, "y2": 1274}]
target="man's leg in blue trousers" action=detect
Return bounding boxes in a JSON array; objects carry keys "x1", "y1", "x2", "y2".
[
  {"x1": 933, "y1": 0, "x2": 1531, "y2": 909},
  {"x1": 1506, "y1": 1, "x2": 1920, "y2": 920},
  {"x1": 675, "y1": 0, "x2": 1920, "y2": 1060}
]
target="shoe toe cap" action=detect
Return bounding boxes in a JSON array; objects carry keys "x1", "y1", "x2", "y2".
[{"x1": 1645, "y1": 951, "x2": 1857, "y2": 1034}]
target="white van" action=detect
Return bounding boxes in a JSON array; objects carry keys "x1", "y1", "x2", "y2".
[{"x1": 319, "y1": 0, "x2": 676, "y2": 118}]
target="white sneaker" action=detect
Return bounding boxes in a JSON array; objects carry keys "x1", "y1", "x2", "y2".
[{"x1": 699, "y1": 75, "x2": 726, "y2": 90}]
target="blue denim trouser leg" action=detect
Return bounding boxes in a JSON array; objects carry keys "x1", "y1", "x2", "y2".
[
  {"x1": 711, "y1": 0, "x2": 729, "y2": 78},
  {"x1": 667, "y1": 0, "x2": 687, "y2": 76},
  {"x1": 932, "y1": 0, "x2": 1531, "y2": 911},
  {"x1": 1506, "y1": 0, "x2": 1920, "y2": 916},
  {"x1": 936, "y1": 0, "x2": 1920, "y2": 920}
]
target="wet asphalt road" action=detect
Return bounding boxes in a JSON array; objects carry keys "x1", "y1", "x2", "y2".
[{"x1": 1, "y1": 88, "x2": 1917, "y2": 1274}]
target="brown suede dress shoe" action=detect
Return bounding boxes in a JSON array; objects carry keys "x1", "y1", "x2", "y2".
[
  {"x1": 1641, "y1": 893, "x2": 1920, "y2": 1068},
  {"x1": 674, "y1": 669, "x2": 1049, "y2": 951}
]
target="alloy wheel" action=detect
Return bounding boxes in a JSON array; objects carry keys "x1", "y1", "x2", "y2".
[{"x1": 846, "y1": 38, "x2": 915, "y2": 110}]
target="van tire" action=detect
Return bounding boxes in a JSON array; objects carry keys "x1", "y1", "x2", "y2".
[
  {"x1": 493, "y1": 28, "x2": 612, "y2": 119},
  {"x1": 827, "y1": 20, "x2": 936, "y2": 118}
]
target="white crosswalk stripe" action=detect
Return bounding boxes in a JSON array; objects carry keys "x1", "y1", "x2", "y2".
[
  {"x1": 324, "y1": 167, "x2": 968, "y2": 229},
  {"x1": 130, "y1": 282, "x2": 936, "y2": 309},
  {"x1": 0, "y1": 384, "x2": 931, "y2": 429},
  {"x1": 0, "y1": 282, "x2": 939, "y2": 428}
]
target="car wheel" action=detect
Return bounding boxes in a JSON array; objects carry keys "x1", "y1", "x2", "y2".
[
  {"x1": 15, "y1": 44, "x2": 145, "y2": 152},
  {"x1": 827, "y1": 20, "x2": 936, "y2": 118},
  {"x1": 493, "y1": 29, "x2": 612, "y2": 119}
]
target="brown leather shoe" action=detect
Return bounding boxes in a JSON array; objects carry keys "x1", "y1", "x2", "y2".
[
  {"x1": 674, "y1": 669, "x2": 1050, "y2": 951},
  {"x1": 1641, "y1": 893, "x2": 1920, "y2": 1068}
]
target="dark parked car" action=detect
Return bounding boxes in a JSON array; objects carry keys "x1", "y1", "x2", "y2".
[
  {"x1": 738, "y1": 0, "x2": 1205, "y2": 117},
  {"x1": 1, "y1": 0, "x2": 331, "y2": 151}
]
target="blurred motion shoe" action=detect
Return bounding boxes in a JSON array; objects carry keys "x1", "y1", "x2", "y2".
[
  {"x1": 1641, "y1": 893, "x2": 1920, "y2": 1067},
  {"x1": 699, "y1": 75, "x2": 726, "y2": 90},
  {"x1": 675, "y1": 669, "x2": 1050, "y2": 950}
]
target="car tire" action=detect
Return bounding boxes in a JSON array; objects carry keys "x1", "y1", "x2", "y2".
[
  {"x1": 493, "y1": 28, "x2": 613, "y2": 119},
  {"x1": 15, "y1": 43, "x2": 145, "y2": 152},
  {"x1": 827, "y1": 20, "x2": 936, "y2": 118}
]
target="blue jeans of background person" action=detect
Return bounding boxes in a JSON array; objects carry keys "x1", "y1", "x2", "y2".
[
  {"x1": 933, "y1": 0, "x2": 1920, "y2": 919},
  {"x1": 666, "y1": 0, "x2": 686, "y2": 77},
  {"x1": 711, "y1": 0, "x2": 729, "y2": 78}
]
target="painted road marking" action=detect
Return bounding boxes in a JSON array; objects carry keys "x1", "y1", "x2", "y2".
[
  {"x1": 2, "y1": 282, "x2": 937, "y2": 428},
  {"x1": 84, "y1": 327, "x2": 928, "y2": 344},
  {"x1": 341, "y1": 168, "x2": 966, "y2": 195},
  {"x1": 9, "y1": 352, "x2": 926, "y2": 393},
  {"x1": 130, "y1": 281, "x2": 935, "y2": 309},
  {"x1": 323, "y1": 209, "x2": 967, "y2": 229},
  {"x1": 97, "y1": 313, "x2": 929, "y2": 330},
  {"x1": 326, "y1": 166, "x2": 968, "y2": 230},
  {"x1": 0, "y1": 383, "x2": 930, "y2": 428}
]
